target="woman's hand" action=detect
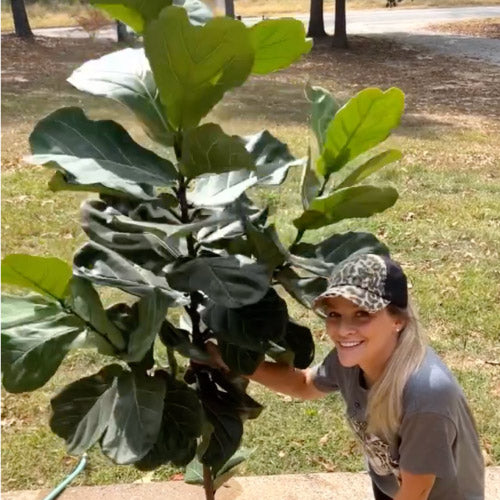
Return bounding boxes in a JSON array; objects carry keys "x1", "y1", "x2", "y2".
[{"x1": 192, "y1": 341, "x2": 230, "y2": 373}]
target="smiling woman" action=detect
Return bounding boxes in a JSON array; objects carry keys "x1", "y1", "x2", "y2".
[{"x1": 246, "y1": 253, "x2": 485, "y2": 500}]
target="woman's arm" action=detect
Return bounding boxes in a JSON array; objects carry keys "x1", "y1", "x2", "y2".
[
  {"x1": 247, "y1": 361, "x2": 329, "y2": 400},
  {"x1": 393, "y1": 469, "x2": 435, "y2": 500}
]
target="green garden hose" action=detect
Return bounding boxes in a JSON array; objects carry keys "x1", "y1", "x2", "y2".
[{"x1": 43, "y1": 453, "x2": 88, "y2": 500}]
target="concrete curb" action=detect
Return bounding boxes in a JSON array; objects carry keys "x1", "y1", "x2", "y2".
[{"x1": 4, "y1": 468, "x2": 500, "y2": 500}]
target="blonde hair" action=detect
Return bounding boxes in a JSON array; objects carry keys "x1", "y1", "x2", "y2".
[{"x1": 365, "y1": 299, "x2": 427, "y2": 443}]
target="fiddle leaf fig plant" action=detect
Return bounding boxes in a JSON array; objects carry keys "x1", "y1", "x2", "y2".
[{"x1": 1, "y1": 2, "x2": 405, "y2": 498}]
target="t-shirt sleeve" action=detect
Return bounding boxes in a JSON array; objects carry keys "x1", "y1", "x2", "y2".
[
  {"x1": 398, "y1": 412, "x2": 457, "y2": 478},
  {"x1": 310, "y1": 349, "x2": 340, "y2": 393}
]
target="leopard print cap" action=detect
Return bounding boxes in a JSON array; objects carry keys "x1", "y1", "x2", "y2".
[{"x1": 313, "y1": 254, "x2": 391, "y2": 315}]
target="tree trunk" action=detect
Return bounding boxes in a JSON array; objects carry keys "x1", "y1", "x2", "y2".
[
  {"x1": 224, "y1": 0, "x2": 235, "y2": 18},
  {"x1": 11, "y1": 0, "x2": 33, "y2": 38},
  {"x1": 332, "y1": 0, "x2": 348, "y2": 48},
  {"x1": 307, "y1": 0, "x2": 327, "y2": 38}
]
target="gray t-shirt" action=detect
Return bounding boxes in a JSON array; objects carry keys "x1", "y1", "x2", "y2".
[{"x1": 312, "y1": 346, "x2": 485, "y2": 500}]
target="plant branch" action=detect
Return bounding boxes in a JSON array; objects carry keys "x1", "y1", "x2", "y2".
[
  {"x1": 167, "y1": 346, "x2": 178, "y2": 377},
  {"x1": 203, "y1": 465, "x2": 215, "y2": 500}
]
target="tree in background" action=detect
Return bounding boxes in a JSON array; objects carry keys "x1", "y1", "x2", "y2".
[
  {"x1": 10, "y1": 0, "x2": 33, "y2": 38},
  {"x1": 224, "y1": 0, "x2": 235, "y2": 18},
  {"x1": 307, "y1": 0, "x2": 327, "y2": 38}
]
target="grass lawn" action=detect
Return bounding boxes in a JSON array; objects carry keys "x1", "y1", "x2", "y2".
[{"x1": 1, "y1": 31, "x2": 500, "y2": 491}]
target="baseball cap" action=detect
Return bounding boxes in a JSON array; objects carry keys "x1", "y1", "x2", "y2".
[{"x1": 313, "y1": 253, "x2": 408, "y2": 315}]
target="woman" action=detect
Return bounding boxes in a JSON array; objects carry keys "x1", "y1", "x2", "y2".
[{"x1": 244, "y1": 253, "x2": 485, "y2": 500}]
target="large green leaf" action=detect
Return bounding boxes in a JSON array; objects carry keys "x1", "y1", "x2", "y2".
[
  {"x1": 73, "y1": 241, "x2": 188, "y2": 305},
  {"x1": 203, "y1": 288, "x2": 288, "y2": 352},
  {"x1": 291, "y1": 231, "x2": 390, "y2": 264},
  {"x1": 181, "y1": 123, "x2": 254, "y2": 179},
  {"x1": 300, "y1": 149, "x2": 322, "y2": 210},
  {"x1": 319, "y1": 87, "x2": 405, "y2": 176},
  {"x1": 249, "y1": 18, "x2": 312, "y2": 74},
  {"x1": 275, "y1": 267, "x2": 327, "y2": 308},
  {"x1": 282, "y1": 321, "x2": 315, "y2": 369},
  {"x1": 66, "y1": 276, "x2": 126, "y2": 352},
  {"x1": 1, "y1": 294, "x2": 86, "y2": 393},
  {"x1": 189, "y1": 130, "x2": 302, "y2": 206},
  {"x1": 185, "y1": 447, "x2": 253, "y2": 488},
  {"x1": 67, "y1": 49, "x2": 173, "y2": 146},
  {"x1": 245, "y1": 130, "x2": 303, "y2": 186},
  {"x1": 144, "y1": 6, "x2": 254, "y2": 129},
  {"x1": 136, "y1": 372, "x2": 202, "y2": 469},
  {"x1": 101, "y1": 368, "x2": 166, "y2": 464},
  {"x1": 305, "y1": 84, "x2": 340, "y2": 152},
  {"x1": 122, "y1": 289, "x2": 170, "y2": 362},
  {"x1": 293, "y1": 185, "x2": 399, "y2": 231},
  {"x1": 165, "y1": 255, "x2": 270, "y2": 308},
  {"x1": 1, "y1": 254, "x2": 72, "y2": 300},
  {"x1": 81, "y1": 199, "x2": 184, "y2": 273},
  {"x1": 50, "y1": 364, "x2": 124, "y2": 455},
  {"x1": 219, "y1": 342, "x2": 264, "y2": 375},
  {"x1": 90, "y1": 0, "x2": 172, "y2": 33},
  {"x1": 243, "y1": 221, "x2": 288, "y2": 273},
  {"x1": 29, "y1": 107, "x2": 177, "y2": 199},
  {"x1": 158, "y1": 320, "x2": 209, "y2": 361},
  {"x1": 198, "y1": 370, "x2": 261, "y2": 472},
  {"x1": 335, "y1": 149, "x2": 402, "y2": 190}
]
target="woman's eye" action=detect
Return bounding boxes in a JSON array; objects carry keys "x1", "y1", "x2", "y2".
[
  {"x1": 327, "y1": 311, "x2": 340, "y2": 319},
  {"x1": 355, "y1": 311, "x2": 370, "y2": 318}
]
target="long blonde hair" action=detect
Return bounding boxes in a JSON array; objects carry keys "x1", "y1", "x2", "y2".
[{"x1": 365, "y1": 299, "x2": 427, "y2": 443}]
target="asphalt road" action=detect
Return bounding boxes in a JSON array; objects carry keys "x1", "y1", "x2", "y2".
[{"x1": 31, "y1": 6, "x2": 500, "y2": 65}]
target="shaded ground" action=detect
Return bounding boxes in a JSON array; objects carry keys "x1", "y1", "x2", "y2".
[{"x1": 426, "y1": 16, "x2": 500, "y2": 38}]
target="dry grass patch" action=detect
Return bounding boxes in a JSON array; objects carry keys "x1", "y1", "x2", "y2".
[{"x1": 425, "y1": 17, "x2": 500, "y2": 39}]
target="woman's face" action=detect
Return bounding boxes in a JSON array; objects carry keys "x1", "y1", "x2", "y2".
[{"x1": 323, "y1": 295, "x2": 405, "y2": 380}]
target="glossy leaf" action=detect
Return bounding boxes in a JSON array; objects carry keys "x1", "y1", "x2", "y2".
[
  {"x1": 181, "y1": 123, "x2": 254, "y2": 179},
  {"x1": 158, "y1": 320, "x2": 209, "y2": 361},
  {"x1": 67, "y1": 48, "x2": 173, "y2": 145},
  {"x1": 305, "y1": 83, "x2": 340, "y2": 151},
  {"x1": 66, "y1": 276, "x2": 126, "y2": 352},
  {"x1": 292, "y1": 231, "x2": 390, "y2": 264},
  {"x1": 136, "y1": 372, "x2": 202, "y2": 469},
  {"x1": 335, "y1": 149, "x2": 402, "y2": 190},
  {"x1": 1, "y1": 254, "x2": 72, "y2": 300},
  {"x1": 219, "y1": 341, "x2": 264, "y2": 375},
  {"x1": 50, "y1": 364, "x2": 124, "y2": 455},
  {"x1": 275, "y1": 267, "x2": 327, "y2": 308},
  {"x1": 243, "y1": 221, "x2": 288, "y2": 273},
  {"x1": 282, "y1": 320, "x2": 315, "y2": 369},
  {"x1": 90, "y1": 0, "x2": 172, "y2": 33},
  {"x1": 123, "y1": 289, "x2": 170, "y2": 362},
  {"x1": 73, "y1": 241, "x2": 188, "y2": 305},
  {"x1": 189, "y1": 130, "x2": 302, "y2": 206},
  {"x1": 29, "y1": 107, "x2": 177, "y2": 199},
  {"x1": 165, "y1": 255, "x2": 270, "y2": 308},
  {"x1": 250, "y1": 19, "x2": 312, "y2": 74},
  {"x1": 293, "y1": 185, "x2": 399, "y2": 231},
  {"x1": 144, "y1": 6, "x2": 254, "y2": 129},
  {"x1": 81, "y1": 199, "x2": 184, "y2": 273},
  {"x1": 319, "y1": 87, "x2": 405, "y2": 176},
  {"x1": 101, "y1": 369, "x2": 166, "y2": 464},
  {"x1": 300, "y1": 148, "x2": 322, "y2": 210},
  {"x1": 203, "y1": 288, "x2": 288, "y2": 351},
  {"x1": 1, "y1": 294, "x2": 86, "y2": 393}
]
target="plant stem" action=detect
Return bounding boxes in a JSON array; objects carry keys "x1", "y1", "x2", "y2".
[
  {"x1": 203, "y1": 465, "x2": 215, "y2": 500},
  {"x1": 317, "y1": 174, "x2": 330, "y2": 197},
  {"x1": 166, "y1": 346, "x2": 178, "y2": 377}
]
